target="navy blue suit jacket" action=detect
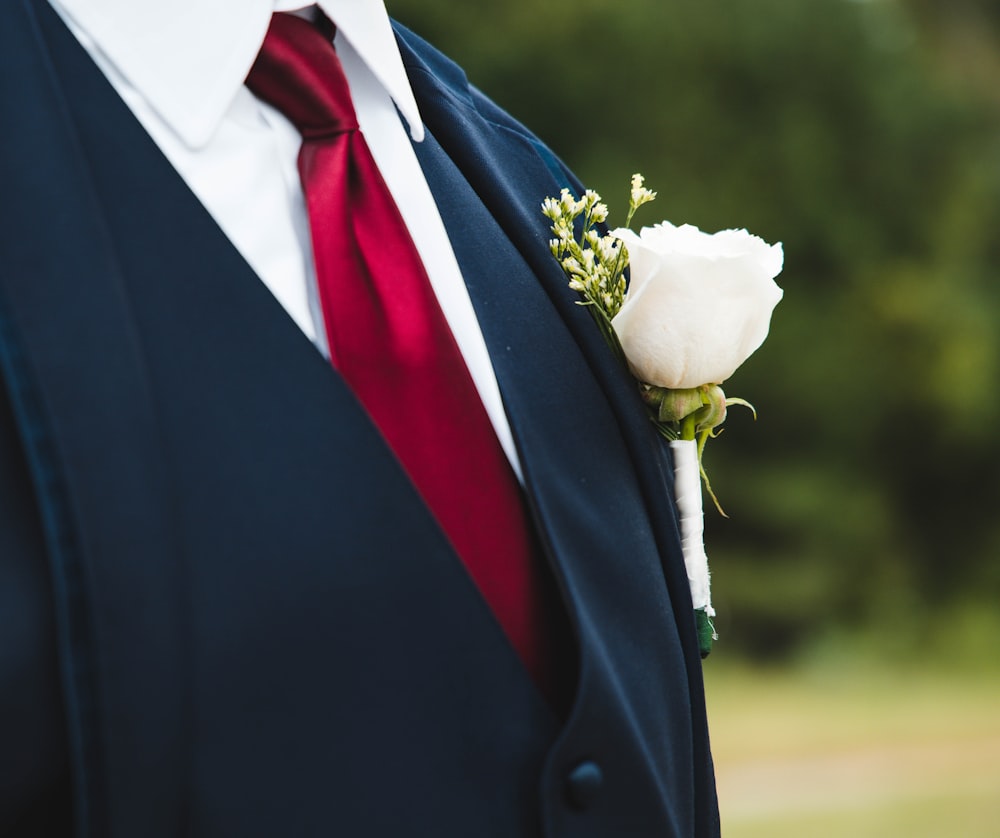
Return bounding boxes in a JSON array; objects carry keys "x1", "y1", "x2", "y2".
[{"x1": 0, "y1": 1, "x2": 719, "y2": 835}]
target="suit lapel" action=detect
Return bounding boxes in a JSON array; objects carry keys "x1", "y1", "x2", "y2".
[
  {"x1": 399, "y1": 26, "x2": 718, "y2": 831},
  {"x1": 412, "y1": 121, "x2": 681, "y2": 650},
  {"x1": 398, "y1": 24, "x2": 702, "y2": 671},
  {"x1": 412, "y1": 123, "x2": 710, "y2": 837}
]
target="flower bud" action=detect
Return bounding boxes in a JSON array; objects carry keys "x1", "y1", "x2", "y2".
[
  {"x1": 641, "y1": 384, "x2": 729, "y2": 432},
  {"x1": 643, "y1": 386, "x2": 705, "y2": 424},
  {"x1": 693, "y1": 384, "x2": 727, "y2": 431}
]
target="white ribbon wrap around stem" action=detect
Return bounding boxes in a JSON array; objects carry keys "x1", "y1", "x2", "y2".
[{"x1": 669, "y1": 439, "x2": 714, "y2": 616}]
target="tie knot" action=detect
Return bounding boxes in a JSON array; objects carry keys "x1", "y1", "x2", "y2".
[{"x1": 246, "y1": 13, "x2": 358, "y2": 140}]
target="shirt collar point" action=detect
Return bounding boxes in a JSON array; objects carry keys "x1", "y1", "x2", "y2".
[{"x1": 405, "y1": 115, "x2": 425, "y2": 143}]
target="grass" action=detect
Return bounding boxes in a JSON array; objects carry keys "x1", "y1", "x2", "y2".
[{"x1": 702, "y1": 658, "x2": 1000, "y2": 837}]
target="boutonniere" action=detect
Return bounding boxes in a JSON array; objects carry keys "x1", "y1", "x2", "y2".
[{"x1": 542, "y1": 175, "x2": 783, "y2": 656}]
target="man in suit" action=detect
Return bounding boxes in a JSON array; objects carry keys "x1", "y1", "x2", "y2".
[{"x1": 0, "y1": 0, "x2": 719, "y2": 835}]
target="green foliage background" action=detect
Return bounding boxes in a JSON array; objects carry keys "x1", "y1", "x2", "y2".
[{"x1": 388, "y1": 0, "x2": 1000, "y2": 663}]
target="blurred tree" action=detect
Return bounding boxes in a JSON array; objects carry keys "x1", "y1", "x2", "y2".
[
  {"x1": 388, "y1": 0, "x2": 1000, "y2": 660},
  {"x1": 902, "y1": 0, "x2": 1000, "y2": 104}
]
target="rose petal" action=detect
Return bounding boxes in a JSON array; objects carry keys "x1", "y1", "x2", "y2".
[{"x1": 611, "y1": 223, "x2": 783, "y2": 389}]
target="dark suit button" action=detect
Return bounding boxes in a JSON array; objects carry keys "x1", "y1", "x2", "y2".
[{"x1": 565, "y1": 760, "x2": 603, "y2": 810}]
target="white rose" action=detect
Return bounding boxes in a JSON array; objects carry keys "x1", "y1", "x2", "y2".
[{"x1": 611, "y1": 222, "x2": 784, "y2": 389}]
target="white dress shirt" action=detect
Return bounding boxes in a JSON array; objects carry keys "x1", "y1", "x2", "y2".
[{"x1": 47, "y1": 0, "x2": 523, "y2": 479}]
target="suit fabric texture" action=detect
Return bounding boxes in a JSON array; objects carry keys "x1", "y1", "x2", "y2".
[{"x1": 0, "y1": 1, "x2": 720, "y2": 835}]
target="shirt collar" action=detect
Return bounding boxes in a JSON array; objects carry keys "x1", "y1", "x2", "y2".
[{"x1": 48, "y1": 0, "x2": 424, "y2": 148}]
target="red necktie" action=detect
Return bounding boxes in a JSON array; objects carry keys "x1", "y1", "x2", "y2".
[{"x1": 246, "y1": 13, "x2": 567, "y2": 707}]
